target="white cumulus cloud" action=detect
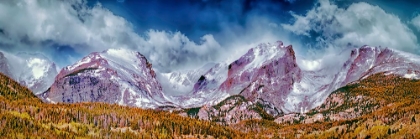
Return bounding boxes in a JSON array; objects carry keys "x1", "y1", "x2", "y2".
[
  {"x1": 0, "y1": 0, "x2": 224, "y2": 72},
  {"x1": 282, "y1": 0, "x2": 419, "y2": 53}
]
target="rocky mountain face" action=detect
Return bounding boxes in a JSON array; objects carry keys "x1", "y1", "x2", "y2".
[
  {"x1": 38, "y1": 49, "x2": 173, "y2": 109},
  {"x1": 0, "y1": 51, "x2": 58, "y2": 95}
]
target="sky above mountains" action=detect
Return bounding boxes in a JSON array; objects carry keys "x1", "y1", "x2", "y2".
[{"x1": 0, "y1": 0, "x2": 420, "y2": 72}]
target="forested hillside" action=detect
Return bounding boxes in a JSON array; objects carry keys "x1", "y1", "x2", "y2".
[{"x1": 1, "y1": 72, "x2": 420, "y2": 138}]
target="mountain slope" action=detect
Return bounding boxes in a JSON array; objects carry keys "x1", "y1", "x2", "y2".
[
  {"x1": 0, "y1": 71, "x2": 41, "y2": 102},
  {"x1": 236, "y1": 73, "x2": 420, "y2": 138},
  {"x1": 39, "y1": 48, "x2": 173, "y2": 109},
  {"x1": 176, "y1": 72, "x2": 420, "y2": 138}
]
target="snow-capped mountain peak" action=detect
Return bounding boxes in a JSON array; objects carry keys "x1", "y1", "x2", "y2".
[
  {"x1": 40, "y1": 48, "x2": 172, "y2": 109},
  {"x1": 27, "y1": 58, "x2": 50, "y2": 79},
  {"x1": 0, "y1": 51, "x2": 58, "y2": 95},
  {"x1": 243, "y1": 42, "x2": 287, "y2": 71}
]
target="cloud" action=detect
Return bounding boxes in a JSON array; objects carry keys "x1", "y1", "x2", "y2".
[
  {"x1": 0, "y1": 0, "x2": 227, "y2": 72},
  {"x1": 0, "y1": 0, "x2": 300, "y2": 72},
  {"x1": 217, "y1": 15, "x2": 301, "y2": 64},
  {"x1": 0, "y1": 0, "x2": 140, "y2": 55},
  {"x1": 282, "y1": 0, "x2": 419, "y2": 53},
  {"x1": 412, "y1": 14, "x2": 420, "y2": 31},
  {"x1": 143, "y1": 30, "x2": 222, "y2": 71}
]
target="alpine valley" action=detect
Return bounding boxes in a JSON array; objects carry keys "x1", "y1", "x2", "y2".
[{"x1": 1, "y1": 41, "x2": 420, "y2": 138}]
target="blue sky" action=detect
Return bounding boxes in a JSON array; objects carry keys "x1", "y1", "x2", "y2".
[
  {"x1": 0, "y1": 0, "x2": 420, "y2": 72},
  {"x1": 93, "y1": 0, "x2": 314, "y2": 41}
]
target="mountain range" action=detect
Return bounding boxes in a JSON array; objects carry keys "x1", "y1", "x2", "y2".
[
  {"x1": 1, "y1": 41, "x2": 420, "y2": 138},
  {"x1": 1, "y1": 41, "x2": 420, "y2": 119}
]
